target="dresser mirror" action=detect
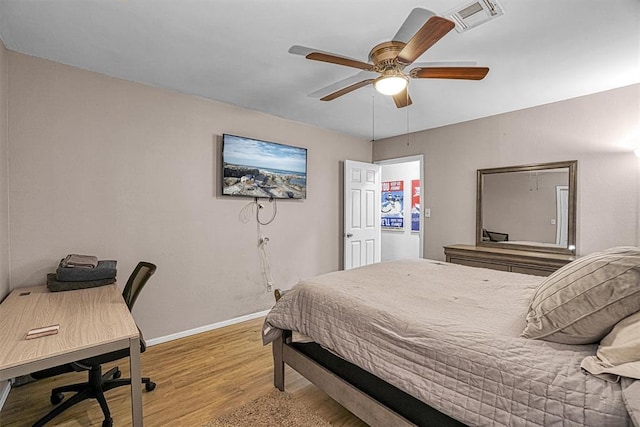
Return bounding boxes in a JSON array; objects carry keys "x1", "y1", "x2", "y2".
[{"x1": 477, "y1": 160, "x2": 577, "y2": 254}]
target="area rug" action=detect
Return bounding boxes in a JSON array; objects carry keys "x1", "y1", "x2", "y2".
[{"x1": 202, "y1": 390, "x2": 332, "y2": 427}]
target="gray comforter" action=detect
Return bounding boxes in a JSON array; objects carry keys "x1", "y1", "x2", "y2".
[{"x1": 263, "y1": 258, "x2": 638, "y2": 426}]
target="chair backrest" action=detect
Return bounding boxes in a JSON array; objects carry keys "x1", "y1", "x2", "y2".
[{"x1": 122, "y1": 262, "x2": 157, "y2": 311}]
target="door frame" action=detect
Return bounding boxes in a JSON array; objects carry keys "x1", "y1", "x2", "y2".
[{"x1": 375, "y1": 155, "x2": 424, "y2": 259}]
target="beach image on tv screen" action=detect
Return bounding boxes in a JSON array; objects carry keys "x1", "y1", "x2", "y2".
[{"x1": 222, "y1": 135, "x2": 307, "y2": 199}]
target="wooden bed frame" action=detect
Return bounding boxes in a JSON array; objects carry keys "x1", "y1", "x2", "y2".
[{"x1": 272, "y1": 330, "x2": 464, "y2": 427}]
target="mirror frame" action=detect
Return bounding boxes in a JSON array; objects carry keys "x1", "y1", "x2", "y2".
[{"x1": 476, "y1": 160, "x2": 577, "y2": 255}]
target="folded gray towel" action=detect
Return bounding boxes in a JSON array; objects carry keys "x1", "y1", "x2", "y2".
[
  {"x1": 61, "y1": 254, "x2": 99, "y2": 269},
  {"x1": 56, "y1": 260, "x2": 117, "y2": 282},
  {"x1": 47, "y1": 273, "x2": 116, "y2": 292}
]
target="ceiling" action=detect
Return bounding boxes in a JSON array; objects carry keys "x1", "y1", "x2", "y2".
[{"x1": 0, "y1": 0, "x2": 638, "y2": 140}]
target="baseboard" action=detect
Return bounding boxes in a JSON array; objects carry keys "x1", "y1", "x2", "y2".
[
  {"x1": 0, "y1": 380, "x2": 11, "y2": 412},
  {"x1": 146, "y1": 309, "x2": 271, "y2": 347}
]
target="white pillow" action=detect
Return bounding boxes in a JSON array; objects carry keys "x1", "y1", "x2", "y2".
[
  {"x1": 581, "y1": 310, "x2": 640, "y2": 381},
  {"x1": 521, "y1": 246, "x2": 640, "y2": 344}
]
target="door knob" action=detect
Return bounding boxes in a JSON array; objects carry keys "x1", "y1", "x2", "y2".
[{"x1": 345, "y1": 233, "x2": 353, "y2": 238}]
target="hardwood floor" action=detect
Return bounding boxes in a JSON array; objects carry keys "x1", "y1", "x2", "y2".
[{"x1": 0, "y1": 317, "x2": 367, "y2": 426}]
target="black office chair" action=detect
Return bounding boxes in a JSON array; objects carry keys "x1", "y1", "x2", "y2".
[{"x1": 31, "y1": 262, "x2": 158, "y2": 427}]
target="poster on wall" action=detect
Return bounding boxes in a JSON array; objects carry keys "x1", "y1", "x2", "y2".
[
  {"x1": 381, "y1": 180, "x2": 404, "y2": 229},
  {"x1": 411, "y1": 180, "x2": 420, "y2": 232}
]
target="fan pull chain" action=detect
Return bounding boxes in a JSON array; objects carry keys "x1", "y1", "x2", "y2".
[
  {"x1": 371, "y1": 87, "x2": 376, "y2": 142},
  {"x1": 406, "y1": 90, "x2": 410, "y2": 146}
]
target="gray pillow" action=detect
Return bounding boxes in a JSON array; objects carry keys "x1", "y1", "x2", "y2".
[{"x1": 521, "y1": 246, "x2": 640, "y2": 344}]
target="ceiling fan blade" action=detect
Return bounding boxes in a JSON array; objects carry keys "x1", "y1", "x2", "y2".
[
  {"x1": 410, "y1": 60, "x2": 477, "y2": 68},
  {"x1": 392, "y1": 88, "x2": 412, "y2": 108},
  {"x1": 289, "y1": 45, "x2": 373, "y2": 71},
  {"x1": 396, "y1": 16, "x2": 455, "y2": 66},
  {"x1": 309, "y1": 71, "x2": 379, "y2": 98},
  {"x1": 410, "y1": 67, "x2": 489, "y2": 80},
  {"x1": 306, "y1": 53, "x2": 374, "y2": 71},
  {"x1": 320, "y1": 79, "x2": 374, "y2": 101},
  {"x1": 289, "y1": 45, "x2": 323, "y2": 56},
  {"x1": 392, "y1": 8, "x2": 436, "y2": 43}
]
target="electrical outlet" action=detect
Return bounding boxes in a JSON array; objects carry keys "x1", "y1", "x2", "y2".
[{"x1": 267, "y1": 282, "x2": 274, "y2": 292}]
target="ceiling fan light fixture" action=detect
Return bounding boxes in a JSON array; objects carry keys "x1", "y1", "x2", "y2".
[{"x1": 374, "y1": 74, "x2": 408, "y2": 96}]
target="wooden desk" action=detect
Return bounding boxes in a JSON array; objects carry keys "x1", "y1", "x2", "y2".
[{"x1": 0, "y1": 284, "x2": 143, "y2": 426}]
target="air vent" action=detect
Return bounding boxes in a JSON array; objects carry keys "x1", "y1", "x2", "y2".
[{"x1": 444, "y1": 0, "x2": 504, "y2": 33}]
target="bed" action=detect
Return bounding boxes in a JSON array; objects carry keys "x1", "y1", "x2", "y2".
[{"x1": 262, "y1": 256, "x2": 640, "y2": 426}]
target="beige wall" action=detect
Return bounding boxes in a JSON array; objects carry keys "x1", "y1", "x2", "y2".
[
  {"x1": 374, "y1": 84, "x2": 640, "y2": 260},
  {"x1": 7, "y1": 52, "x2": 371, "y2": 340},
  {"x1": 5, "y1": 47, "x2": 640, "y2": 340},
  {"x1": 0, "y1": 39, "x2": 9, "y2": 301}
]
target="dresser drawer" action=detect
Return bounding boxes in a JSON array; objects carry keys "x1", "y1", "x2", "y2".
[
  {"x1": 444, "y1": 244, "x2": 574, "y2": 277},
  {"x1": 448, "y1": 257, "x2": 510, "y2": 272}
]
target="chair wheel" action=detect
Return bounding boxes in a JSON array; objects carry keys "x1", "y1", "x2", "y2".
[
  {"x1": 145, "y1": 381, "x2": 156, "y2": 392},
  {"x1": 50, "y1": 392, "x2": 64, "y2": 405},
  {"x1": 112, "y1": 369, "x2": 122, "y2": 379},
  {"x1": 102, "y1": 417, "x2": 113, "y2": 427}
]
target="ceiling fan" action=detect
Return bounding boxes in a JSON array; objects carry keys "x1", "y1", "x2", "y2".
[{"x1": 290, "y1": 8, "x2": 489, "y2": 108}]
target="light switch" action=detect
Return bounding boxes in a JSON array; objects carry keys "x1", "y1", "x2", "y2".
[
  {"x1": 551, "y1": 219, "x2": 556, "y2": 225},
  {"x1": 425, "y1": 208, "x2": 431, "y2": 218}
]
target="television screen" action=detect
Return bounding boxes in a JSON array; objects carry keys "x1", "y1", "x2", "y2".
[{"x1": 221, "y1": 134, "x2": 307, "y2": 199}]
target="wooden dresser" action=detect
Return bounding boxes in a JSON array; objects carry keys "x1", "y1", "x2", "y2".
[{"x1": 444, "y1": 244, "x2": 575, "y2": 277}]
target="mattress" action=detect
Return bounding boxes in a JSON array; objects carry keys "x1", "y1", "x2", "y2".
[{"x1": 263, "y1": 258, "x2": 637, "y2": 426}]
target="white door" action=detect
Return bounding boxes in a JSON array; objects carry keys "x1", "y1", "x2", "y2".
[{"x1": 344, "y1": 160, "x2": 381, "y2": 270}]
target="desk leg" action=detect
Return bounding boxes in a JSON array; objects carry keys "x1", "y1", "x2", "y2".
[{"x1": 129, "y1": 336, "x2": 143, "y2": 426}]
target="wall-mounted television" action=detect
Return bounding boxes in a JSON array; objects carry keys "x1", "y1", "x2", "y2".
[{"x1": 221, "y1": 134, "x2": 307, "y2": 199}]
